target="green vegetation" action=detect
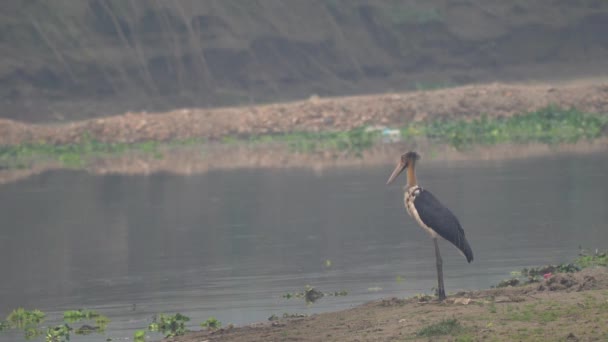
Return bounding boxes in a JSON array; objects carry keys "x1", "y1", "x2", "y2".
[
  {"x1": 134, "y1": 329, "x2": 146, "y2": 342},
  {"x1": 416, "y1": 318, "x2": 464, "y2": 337},
  {"x1": 575, "y1": 248, "x2": 608, "y2": 268},
  {"x1": 149, "y1": 313, "x2": 190, "y2": 338},
  {"x1": 1, "y1": 307, "x2": 218, "y2": 341},
  {"x1": 6, "y1": 308, "x2": 46, "y2": 329},
  {"x1": 248, "y1": 127, "x2": 380, "y2": 155},
  {"x1": 200, "y1": 316, "x2": 221, "y2": 330},
  {"x1": 0, "y1": 106, "x2": 606, "y2": 171},
  {"x1": 282, "y1": 285, "x2": 348, "y2": 303},
  {"x1": 495, "y1": 247, "x2": 607, "y2": 288},
  {"x1": 63, "y1": 309, "x2": 100, "y2": 322},
  {"x1": 404, "y1": 106, "x2": 608, "y2": 149},
  {"x1": 45, "y1": 324, "x2": 71, "y2": 342},
  {"x1": 1, "y1": 308, "x2": 109, "y2": 341},
  {"x1": 505, "y1": 303, "x2": 558, "y2": 323},
  {"x1": 1, "y1": 308, "x2": 46, "y2": 340},
  {"x1": 0, "y1": 135, "x2": 203, "y2": 169}
]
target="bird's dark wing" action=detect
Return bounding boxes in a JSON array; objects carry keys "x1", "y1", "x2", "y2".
[{"x1": 413, "y1": 189, "x2": 474, "y2": 263}]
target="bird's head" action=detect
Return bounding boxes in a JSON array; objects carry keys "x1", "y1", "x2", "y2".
[{"x1": 386, "y1": 151, "x2": 420, "y2": 185}]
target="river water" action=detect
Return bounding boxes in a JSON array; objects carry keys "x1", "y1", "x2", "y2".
[{"x1": 1, "y1": 152, "x2": 607, "y2": 340}]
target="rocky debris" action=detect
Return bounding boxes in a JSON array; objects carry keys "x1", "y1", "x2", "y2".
[{"x1": 538, "y1": 273, "x2": 598, "y2": 292}]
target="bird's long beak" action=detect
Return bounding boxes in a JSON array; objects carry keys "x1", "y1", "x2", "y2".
[{"x1": 386, "y1": 160, "x2": 407, "y2": 185}]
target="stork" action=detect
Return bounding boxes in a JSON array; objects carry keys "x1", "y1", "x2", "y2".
[{"x1": 386, "y1": 151, "x2": 473, "y2": 300}]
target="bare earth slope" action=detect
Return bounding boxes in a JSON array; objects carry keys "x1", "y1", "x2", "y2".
[
  {"x1": 2, "y1": 81, "x2": 608, "y2": 146},
  {"x1": 2, "y1": 1, "x2": 608, "y2": 121}
]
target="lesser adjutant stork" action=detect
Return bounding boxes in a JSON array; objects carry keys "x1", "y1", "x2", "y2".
[{"x1": 386, "y1": 151, "x2": 473, "y2": 300}]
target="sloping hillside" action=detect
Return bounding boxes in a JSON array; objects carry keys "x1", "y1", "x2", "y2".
[{"x1": 2, "y1": 0, "x2": 608, "y2": 121}]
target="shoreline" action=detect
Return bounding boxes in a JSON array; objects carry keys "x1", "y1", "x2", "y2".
[
  {"x1": 2, "y1": 81, "x2": 608, "y2": 147},
  {"x1": 1, "y1": 139, "x2": 607, "y2": 186},
  {"x1": 168, "y1": 266, "x2": 608, "y2": 341},
  {"x1": 1, "y1": 79, "x2": 607, "y2": 185}
]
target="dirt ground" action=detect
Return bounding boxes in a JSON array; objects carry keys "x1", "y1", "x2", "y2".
[
  {"x1": 167, "y1": 267, "x2": 608, "y2": 342},
  {"x1": 2, "y1": 79, "x2": 608, "y2": 146}
]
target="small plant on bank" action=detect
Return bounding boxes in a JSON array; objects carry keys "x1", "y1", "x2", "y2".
[
  {"x1": 416, "y1": 318, "x2": 464, "y2": 337},
  {"x1": 494, "y1": 247, "x2": 606, "y2": 288},
  {"x1": 200, "y1": 316, "x2": 221, "y2": 330},
  {"x1": 149, "y1": 313, "x2": 190, "y2": 337},
  {"x1": 575, "y1": 248, "x2": 608, "y2": 268}
]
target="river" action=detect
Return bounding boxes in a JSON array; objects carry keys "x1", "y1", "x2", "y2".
[{"x1": 0, "y1": 152, "x2": 607, "y2": 341}]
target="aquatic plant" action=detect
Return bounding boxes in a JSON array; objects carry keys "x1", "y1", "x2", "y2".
[
  {"x1": 0, "y1": 308, "x2": 110, "y2": 341},
  {"x1": 282, "y1": 285, "x2": 348, "y2": 303},
  {"x1": 149, "y1": 313, "x2": 190, "y2": 337},
  {"x1": 134, "y1": 329, "x2": 146, "y2": 342},
  {"x1": 6, "y1": 308, "x2": 46, "y2": 329},
  {"x1": 200, "y1": 316, "x2": 221, "y2": 330},
  {"x1": 45, "y1": 324, "x2": 71, "y2": 342},
  {"x1": 63, "y1": 309, "x2": 100, "y2": 322}
]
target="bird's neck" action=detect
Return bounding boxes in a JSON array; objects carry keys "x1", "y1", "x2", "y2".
[{"x1": 406, "y1": 162, "x2": 418, "y2": 188}]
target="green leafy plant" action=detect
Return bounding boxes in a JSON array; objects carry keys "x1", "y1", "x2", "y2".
[
  {"x1": 494, "y1": 247, "x2": 605, "y2": 288},
  {"x1": 0, "y1": 320, "x2": 10, "y2": 332},
  {"x1": 45, "y1": 324, "x2": 72, "y2": 342},
  {"x1": 63, "y1": 309, "x2": 109, "y2": 335},
  {"x1": 200, "y1": 316, "x2": 221, "y2": 330},
  {"x1": 1, "y1": 307, "x2": 111, "y2": 341},
  {"x1": 148, "y1": 313, "x2": 190, "y2": 338},
  {"x1": 575, "y1": 248, "x2": 608, "y2": 268},
  {"x1": 63, "y1": 309, "x2": 100, "y2": 322},
  {"x1": 6, "y1": 308, "x2": 46, "y2": 329},
  {"x1": 134, "y1": 329, "x2": 146, "y2": 342}
]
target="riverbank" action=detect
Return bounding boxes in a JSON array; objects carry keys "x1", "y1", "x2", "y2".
[
  {"x1": 2, "y1": 81, "x2": 608, "y2": 146},
  {"x1": 168, "y1": 266, "x2": 608, "y2": 342},
  {"x1": 1, "y1": 80, "x2": 608, "y2": 185}
]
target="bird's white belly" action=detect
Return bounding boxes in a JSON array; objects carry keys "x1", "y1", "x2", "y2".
[{"x1": 404, "y1": 187, "x2": 438, "y2": 238}]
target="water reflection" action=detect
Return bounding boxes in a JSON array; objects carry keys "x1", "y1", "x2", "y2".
[{"x1": 0, "y1": 153, "x2": 607, "y2": 340}]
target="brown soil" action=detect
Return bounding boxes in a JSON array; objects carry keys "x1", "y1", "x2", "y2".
[
  {"x1": 2, "y1": 80, "x2": 608, "y2": 146},
  {"x1": 167, "y1": 267, "x2": 608, "y2": 342}
]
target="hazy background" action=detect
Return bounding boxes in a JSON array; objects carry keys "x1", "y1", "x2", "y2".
[{"x1": 2, "y1": 0, "x2": 608, "y2": 122}]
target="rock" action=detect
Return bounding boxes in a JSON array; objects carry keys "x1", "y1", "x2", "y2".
[{"x1": 566, "y1": 332, "x2": 579, "y2": 341}]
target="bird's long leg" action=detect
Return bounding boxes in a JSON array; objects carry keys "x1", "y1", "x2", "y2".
[{"x1": 433, "y1": 238, "x2": 446, "y2": 300}]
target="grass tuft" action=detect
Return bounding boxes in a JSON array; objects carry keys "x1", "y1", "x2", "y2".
[{"x1": 416, "y1": 318, "x2": 464, "y2": 337}]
